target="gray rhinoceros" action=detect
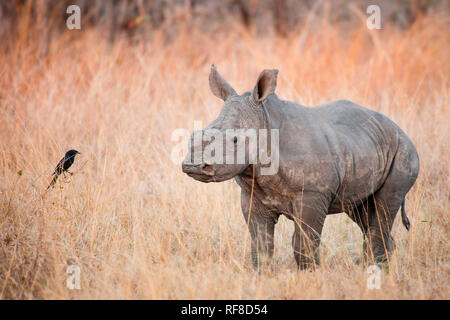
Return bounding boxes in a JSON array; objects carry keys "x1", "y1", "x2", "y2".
[{"x1": 182, "y1": 65, "x2": 419, "y2": 269}]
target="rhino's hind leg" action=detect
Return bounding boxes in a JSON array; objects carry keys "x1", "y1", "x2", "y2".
[
  {"x1": 364, "y1": 197, "x2": 398, "y2": 265},
  {"x1": 347, "y1": 199, "x2": 370, "y2": 236},
  {"x1": 366, "y1": 146, "x2": 418, "y2": 264},
  {"x1": 346, "y1": 199, "x2": 370, "y2": 264},
  {"x1": 346, "y1": 195, "x2": 397, "y2": 265},
  {"x1": 348, "y1": 136, "x2": 419, "y2": 266}
]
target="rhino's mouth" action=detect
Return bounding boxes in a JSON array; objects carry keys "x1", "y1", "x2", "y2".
[
  {"x1": 186, "y1": 172, "x2": 215, "y2": 183},
  {"x1": 182, "y1": 163, "x2": 215, "y2": 183},
  {"x1": 186, "y1": 171, "x2": 241, "y2": 183},
  {"x1": 182, "y1": 163, "x2": 239, "y2": 183}
]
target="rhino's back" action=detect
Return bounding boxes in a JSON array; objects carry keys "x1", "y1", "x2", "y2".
[
  {"x1": 271, "y1": 99, "x2": 403, "y2": 211},
  {"x1": 312, "y1": 100, "x2": 402, "y2": 210},
  {"x1": 314, "y1": 99, "x2": 394, "y2": 130}
]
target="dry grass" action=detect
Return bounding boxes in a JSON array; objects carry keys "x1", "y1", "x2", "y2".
[{"x1": 0, "y1": 11, "x2": 448, "y2": 299}]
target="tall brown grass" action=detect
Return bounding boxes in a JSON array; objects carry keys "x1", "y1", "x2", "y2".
[{"x1": 0, "y1": 10, "x2": 448, "y2": 299}]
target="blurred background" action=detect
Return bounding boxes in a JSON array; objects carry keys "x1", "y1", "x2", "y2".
[
  {"x1": 1, "y1": 0, "x2": 448, "y2": 45},
  {"x1": 0, "y1": 0, "x2": 448, "y2": 299}
]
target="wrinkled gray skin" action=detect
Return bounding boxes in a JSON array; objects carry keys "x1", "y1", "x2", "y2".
[{"x1": 182, "y1": 65, "x2": 420, "y2": 269}]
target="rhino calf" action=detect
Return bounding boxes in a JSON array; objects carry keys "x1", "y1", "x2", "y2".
[{"x1": 182, "y1": 65, "x2": 419, "y2": 269}]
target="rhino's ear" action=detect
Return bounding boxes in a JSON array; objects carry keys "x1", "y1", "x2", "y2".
[
  {"x1": 209, "y1": 64, "x2": 237, "y2": 101},
  {"x1": 252, "y1": 69, "x2": 278, "y2": 104}
]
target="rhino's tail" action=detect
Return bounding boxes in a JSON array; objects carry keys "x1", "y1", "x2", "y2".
[{"x1": 401, "y1": 199, "x2": 410, "y2": 231}]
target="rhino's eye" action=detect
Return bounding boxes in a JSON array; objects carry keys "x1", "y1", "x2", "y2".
[{"x1": 233, "y1": 136, "x2": 238, "y2": 144}]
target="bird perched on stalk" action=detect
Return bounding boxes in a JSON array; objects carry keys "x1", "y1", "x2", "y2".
[{"x1": 47, "y1": 149, "x2": 81, "y2": 189}]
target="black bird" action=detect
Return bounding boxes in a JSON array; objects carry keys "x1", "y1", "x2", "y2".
[{"x1": 47, "y1": 149, "x2": 81, "y2": 189}]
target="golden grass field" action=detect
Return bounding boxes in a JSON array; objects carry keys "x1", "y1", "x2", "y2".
[{"x1": 0, "y1": 11, "x2": 448, "y2": 299}]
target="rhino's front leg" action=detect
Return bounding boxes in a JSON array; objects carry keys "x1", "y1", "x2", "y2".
[
  {"x1": 291, "y1": 195, "x2": 327, "y2": 270},
  {"x1": 241, "y1": 189, "x2": 277, "y2": 269}
]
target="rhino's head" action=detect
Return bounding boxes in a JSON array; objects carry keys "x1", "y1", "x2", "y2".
[{"x1": 182, "y1": 65, "x2": 278, "y2": 183}]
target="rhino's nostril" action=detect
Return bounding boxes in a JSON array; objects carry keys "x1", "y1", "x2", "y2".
[
  {"x1": 201, "y1": 164, "x2": 214, "y2": 176},
  {"x1": 182, "y1": 162, "x2": 214, "y2": 176}
]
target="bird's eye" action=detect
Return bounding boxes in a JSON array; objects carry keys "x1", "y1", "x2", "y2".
[{"x1": 233, "y1": 136, "x2": 238, "y2": 144}]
